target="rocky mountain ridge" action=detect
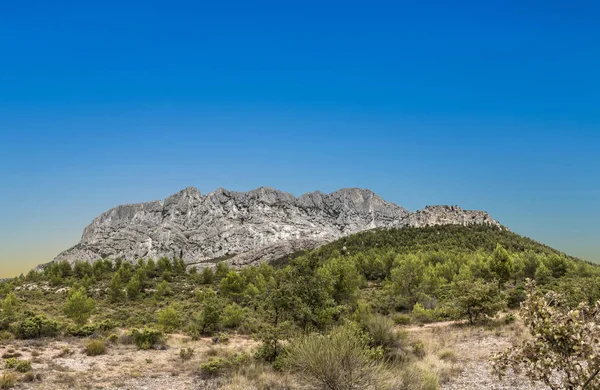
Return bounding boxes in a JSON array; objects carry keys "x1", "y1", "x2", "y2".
[{"x1": 48, "y1": 187, "x2": 502, "y2": 269}]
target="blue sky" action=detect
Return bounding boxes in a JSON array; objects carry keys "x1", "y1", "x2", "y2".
[{"x1": 1, "y1": 1, "x2": 599, "y2": 276}]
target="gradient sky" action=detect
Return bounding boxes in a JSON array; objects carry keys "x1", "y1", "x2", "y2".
[{"x1": 1, "y1": 1, "x2": 599, "y2": 277}]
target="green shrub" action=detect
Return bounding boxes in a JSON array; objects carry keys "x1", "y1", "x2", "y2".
[
  {"x1": 412, "y1": 341, "x2": 426, "y2": 359},
  {"x1": 157, "y1": 305, "x2": 182, "y2": 332},
  {"x1": 221, "y1": 303, "x2": 245, "y2": 329},
  {"x1": 179, "y1": 347, "x2": 194, "y2": 361},
  {"x1": 211, "y1": 332, "x2": 230, "y2": 344},
  {"x1": 199, "y1": 354, "x2": 249, "y2": 378},
  {"x1": 85, "y1": 339, "x2": 107, "y2": 356},
  {"x1": 362, "y1": 315, "x2": 403, "y2": 351},
  {"x1": 66, "y1": 324, "x2": 97, "y2": 337},
  {"x1": 285, "y1": 324, "x2": 384, "y2": 390},
  {"x1": 199, "y1": 357, "x2": 228, "y2": 377},
  {"x1": 393, "y1": 313, "x2": 412, "y2": 325},
  {"x1": 399, "y1": 365, "x2": 440, "y2": 390},
  {"x1": 13, "y1": 314, "x2": 59, "y2": 339},
  {"x1": 107, "y1": 333, "x2": 119, "y2": 344},
  {"x1": 130, "y1": 327, "x2": 165, "y2": 350},
  {"x1": 411, "y1": 303, "x2": 439, "y2": 323},
  {"x1": 504, "y1": 313, "x2": 516, "y2": 324},
  {"x1": 0, "y1": 372, "x2": 17, "y2": 389},
  {"x1": 64, "y1": 287, "x2": 96, "y2": 326},
  {"x1": 5, "y1": 358, "x2": 31, "y2": 372},
  {"x1": 0, "y1": 331, "x2": 14, "y2": 343}
]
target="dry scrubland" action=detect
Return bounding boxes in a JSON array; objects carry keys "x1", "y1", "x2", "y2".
[{"x1": 0, "y1": 316, "x2": 543, "y2": 390}]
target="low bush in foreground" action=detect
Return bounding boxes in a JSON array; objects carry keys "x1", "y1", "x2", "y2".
[
  {"x1": 5, "y1": 358, "x2": 32, "y2": 373},
  {"x1": 13, "y1": 314, "x2": 59, "y2": 339},
  {"x1": 0, "y1": 372, "x2": 17, "y2": 389},
  {"x1": 130, "y1": 327, "x2": 165, "y2": 350},
  {"x1": 85, "y1": 339, "x2": 107, "y2": 356},
  {"x1": 199, "y1": 353, "x2": 250, "y2": 378},
  {"x1": 285, "y1": 324, "x2": 384, "y2": 390}
]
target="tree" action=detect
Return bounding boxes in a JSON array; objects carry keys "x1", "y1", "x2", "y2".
[
  {"x1": 194, "y1": 289, "x2": 222, "y2": 335},
  {"x1": 157, "y1": 304, "x2": 182, "y2": 332},
  {"x1": 492, "y1": 281, "x2": 600, "y2": 390},
  {"x1": 155, "y1": 280, "x2": 172, "y2": 299},
  {"x1": 64, "y1": 287, "x2": 96, "y2": 327},
  {"x1": 387, "y1": 254, "x2": 425, "y2": 308},
  {"x1": 201, "y1": 267, "x2": 215, "y2": 284},
  {"x1": 126, "y1": 273, "x2": 143, "y2": 300},
  {"x1": 1, "y1": 292, "x2": 19, "y2": 322},
  {"x1": 108, "y1": 273, "x2": 125, "y2": 303},
  {"x1": 489, "y1": 244, "x2": 513, "y2": 284},
  {"x1": 219, "y1": 271, "x2": 246, "y2": 302},
  {"x1": 452, "y1": 267, "x2": 505, "y2": 325},
  {"x1": 318, "y1": 256, "x2": 363, "y2": 306}
]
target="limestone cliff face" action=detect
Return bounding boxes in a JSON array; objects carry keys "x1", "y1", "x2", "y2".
[{"x1": 48, "y1": 187, "x2": 502, "y2": 269}]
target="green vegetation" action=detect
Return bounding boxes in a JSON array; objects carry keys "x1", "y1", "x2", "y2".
[
  {"x1": 492, "y1": 281, "x2": 600, "y2": 389},
  {"x1": 84, "y1": 339, "x2": 107, "y2": 356},
  {"x1": 0, "y1": 225, "x2": 598, "y2": 388}
]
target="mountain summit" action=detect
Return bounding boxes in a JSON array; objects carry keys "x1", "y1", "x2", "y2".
[{"x1": 49, "y1": 187, "x2": 501, "y2": 269}]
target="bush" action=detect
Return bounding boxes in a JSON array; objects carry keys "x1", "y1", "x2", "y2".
[
  {"x1": 411, "y1": 303, "x2": 439, "y2": 323},
  {"x1": 492, "y1": 281, "x2": 600, "y2": 389},
  {"x1": 211, "y1": 332, "x2": 230, "y2": 345},
  {"x1": 107, "y1": 333, "x2": 119, "y2": 344},
  {"x1": 13, "y1": 314, "x2": 59, "y2": 339},
  {"x1": 179, "y1": 347, "x2": 194, "y2": 361},
  {"x1": 503, "y1": 313, "x2": 516, "y2": 324},
  {"x1": 398, "y1": 365, "x2": 439, "y2": 390},
  {"x1": 392, "y1": 313, "x2": 412, "y2": 325},
  {"x1": 85, "y1": 339, "x2": 107, "y2": 356},
  {"x1": 285, "y1": 324, "x2": 384, "y2": 390},
  {"x1": 64, "y1": 287, "x2": 96, "y2": 327},
  {"x1": 361, "y1": 315, "x2": 403, "y2": 351},
  {"x1": 0, "y1": 331, "x2": 14, "y2": 343},
  {"x1": 412, "y1": 341, "x2": 426, "y2": 359},
  {"x1": 221, "y1": 303, "x2": 245, "y2": 329},
  {"x1": 157, "y1": 305, "x2": 182, "y2": 332},
  {"x1": 199, "y1": 354, "x2": 249, "y2": 378},
  {"x1": 130, "y1": 327, "x2": 165, "y2": 350},
  {"x1": 0, "y1": 372, "x2": 17, "y2": 389},
  {"x1": 66, "y1": 324, "x2": 97, "y2": 337},
  {"x1": 5, "y1": 358, "x2": 31, "y2": 372}
]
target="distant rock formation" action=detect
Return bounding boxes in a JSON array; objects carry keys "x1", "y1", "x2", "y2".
[{"x1": 45, "y1": 187, "x2": 502, "y2": 269}]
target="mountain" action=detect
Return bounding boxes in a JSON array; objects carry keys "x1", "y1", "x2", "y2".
[{"x1": 46, "y1": 186, "x2": 502, "y2": 269}]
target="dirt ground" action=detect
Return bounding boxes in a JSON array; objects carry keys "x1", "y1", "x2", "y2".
[{"x1": 0, "y1": 322, "x2": 550, "y2": 390}]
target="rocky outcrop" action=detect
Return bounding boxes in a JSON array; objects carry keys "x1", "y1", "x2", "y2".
[{"x1": 47, "y1": 187, "x2": 502, "y2": 269}]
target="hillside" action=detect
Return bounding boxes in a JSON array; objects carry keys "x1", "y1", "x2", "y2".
[
  {"x1": 303, "y1": 224, "x2": 578, "y2": 261},
  {"x1": 2, "y1": 225, "x2": 599, "y2": 389}
]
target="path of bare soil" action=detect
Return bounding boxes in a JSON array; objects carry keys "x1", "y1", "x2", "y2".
[{"x1": 405, "y1": 320, "x2": 548, "y2": 390}]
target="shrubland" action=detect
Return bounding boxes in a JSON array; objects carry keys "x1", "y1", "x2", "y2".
[{"x1": 0, "y1": 225, "x2": 598, "y2": 388}]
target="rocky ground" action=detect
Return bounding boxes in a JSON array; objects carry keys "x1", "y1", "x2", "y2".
[
  {"x1": 407, "y1": 321, "x2": 547, "y2": 390},
  {"x1": 0, "y1": 321, "x2": 549, "y2": 390}
]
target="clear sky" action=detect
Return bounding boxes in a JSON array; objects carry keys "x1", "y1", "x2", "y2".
[{"x1": 1, "y1": 1, "x2": 599, "y2": 277}]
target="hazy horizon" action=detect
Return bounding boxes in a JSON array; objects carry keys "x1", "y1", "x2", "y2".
[{"x1": 1, "y1": 1, "x2": 599, "y2": 277}]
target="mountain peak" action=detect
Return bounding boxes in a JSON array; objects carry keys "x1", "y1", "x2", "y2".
[{"x1": 47, "y1": 186, "x2": 502, "y2": 270}]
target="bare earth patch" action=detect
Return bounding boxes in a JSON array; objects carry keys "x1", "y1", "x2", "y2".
[
  {"x1": 0, "y1": 334, "x2": 258, "y2": 390},
  {"x1": 406, "y1": 320, "x2": 548, "y2": 390}
]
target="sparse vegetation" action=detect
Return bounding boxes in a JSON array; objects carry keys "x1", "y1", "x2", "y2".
[
  {"x1": 84, "y1": 339, "x2": 107, "y2": 356},
  {"x1": 0, "y1": 372, "x2": 17, "y2": 389}
]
